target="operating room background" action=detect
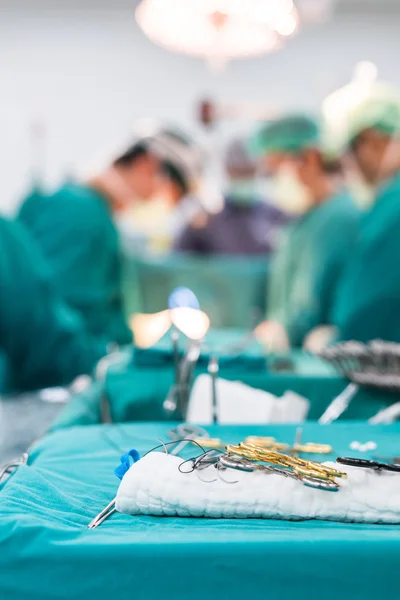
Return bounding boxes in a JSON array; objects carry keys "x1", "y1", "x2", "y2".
[{"x1": 1, "y1": 0, "x2": 400, "y2": 213}]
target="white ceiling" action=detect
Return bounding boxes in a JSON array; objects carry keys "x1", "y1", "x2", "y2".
[{"x1": 1, "y1": 0, "x2": 400, "y2": 13}]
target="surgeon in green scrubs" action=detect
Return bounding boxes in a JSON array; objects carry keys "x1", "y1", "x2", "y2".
[
  {"x1": 251, "y1": 115, "x2": 359, "y2": 350},
  {"x1": 333, "y1": 93, "x2": 400, "y2": 342},
  {"x1": 0, "y1": 217, "x2": 106, "y2": 391},
  {"x1": 18, "y1": 139, "x2": 163, "y2": 346},
  {"x1": 18, "y1": 128, "x2": 203, "y2": 346}
]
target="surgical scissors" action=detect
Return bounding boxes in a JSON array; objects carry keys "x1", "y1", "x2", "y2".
[
  {"x1": 219, "y1": 454, "x2": 296, "y2": 478},
  {"x1": 220, "y1": 453, "x2": 339, "y2": 491},
  {"x1": 244, "y1": 430, "x2": 332, "y2": 455}
]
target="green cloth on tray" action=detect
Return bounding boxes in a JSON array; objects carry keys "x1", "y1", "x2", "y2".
[
  {"x1": 134, "y1": 328, "x2": 267, "y2": 370},
  {"x1": 52, "y1": 350, "x2": 397, "y2": 429},
  {"x1": 1, "y1": 422, "x2": 399, "y2": 600}
]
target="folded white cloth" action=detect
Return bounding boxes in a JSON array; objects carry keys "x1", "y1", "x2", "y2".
[
  {"x1": 116, "y1": 452, "x2": 400, "y2": 524},
  {"x1": 187, "y1": 375, "x2": 309, "y2": 424}
]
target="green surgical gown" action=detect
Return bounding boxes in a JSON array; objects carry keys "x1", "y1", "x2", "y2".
[
  {"x1": 268, "y1": 192, "x2": 359, "y2": 347},
  {"x1": 18, "y1": 184, "x2": 132, "y2": 346},
  {"x1": 0, "y1": 217, "x2": 106, "y2": 392},
  {"x1": 334, "y1": 173, "x2": 400, "y2": 342}
]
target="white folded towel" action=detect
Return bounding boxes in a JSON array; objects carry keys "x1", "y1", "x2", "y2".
[
  {"x1": 187, "y1": 375, "x2": 309, "y2": 424},
  {"x1": 116, "y1": 452, "x2": 400, "y2": 524}
]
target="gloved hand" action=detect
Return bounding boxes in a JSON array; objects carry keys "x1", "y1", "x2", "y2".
[
  {"x1": 254, "y1": 320, "x2": 290, "y2": 353},
  {"x1": 303, "y1": 326, "x2": 336, "y2": 353}
]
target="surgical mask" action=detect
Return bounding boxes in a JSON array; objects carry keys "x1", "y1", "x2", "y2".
[
  {"x1": 269, "y1": 165, "x2": 313, "y2": 215},
  {"x1": 227, "y1": 180, "x2": 259, "y2": 206},
  {"x1": 255, "y1": 177, "x2": 275, "y2": 199},
  {"x1": 378, "y1": 137, "x2": 400, "y2": 182}
]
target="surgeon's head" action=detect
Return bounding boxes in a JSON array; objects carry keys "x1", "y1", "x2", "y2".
[
  {"x1": 113, "y1": 143, "x2": 160, "y2": 201},
  {"x1": 347, "y1": 94, "x2": 400, "y2": 185},
  {"x1": 151, "y1": 127, "x2": 203, "y2": 207},
  {"x1": 250, "y1": 115, "x2": 340, "y2": 215},
  {"x1": 224, "y1": 138, "x2": 258, "y2": 206},
  {"x1": 159, "y1": 161, "x2": 190, "y2": 207}
]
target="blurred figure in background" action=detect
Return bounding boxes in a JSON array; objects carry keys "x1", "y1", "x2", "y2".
[
  {"x1": 333, "y1": 93, "x2": 400, "y2": 343},
  {"x1": 174, "y1": 137, "x2": 287, "y2": 256},
  {"x1": 0, "y1": 217, "x2": 106, "y2": 392},
  {"x1": 252, "y1": 115, "x2": 359, "y2": 351},
  {"x1": 17, "y1": 132, "x2": 177, "y2": 346}
]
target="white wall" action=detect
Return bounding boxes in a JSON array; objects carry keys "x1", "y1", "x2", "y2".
[{"x1": 1, "y1": 6, "x2": 400, "y2": 212}]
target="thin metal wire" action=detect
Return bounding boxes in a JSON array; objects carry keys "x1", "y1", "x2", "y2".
[
  {"x1": 215, "y1": 462, "x2": 239, "y2": 485},
  {"x1": 88, "y1": 438, "x2": 207, "y2": 529}
]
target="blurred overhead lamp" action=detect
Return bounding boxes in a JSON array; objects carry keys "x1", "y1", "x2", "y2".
[
  {"x1": 296, "y1": 0, "x2": 334, "y2": 23},
  {"x1": 135, "y1": 0, "x2": 300, "y2": 69},
  {"x1": 168, "y1": 287, "x2": 211, "y2": 341},
  {"x1": 170, "y1": 307, "x2": 211, "y2": 341},
  {"x1": 130, "y1": 310, "x2": 172, "y2": 349}
]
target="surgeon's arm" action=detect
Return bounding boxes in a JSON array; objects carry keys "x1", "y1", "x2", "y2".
[
  {"x1": 26, "y1": 192, "x2": 131, "y2": 346},
  {"x1": 0, "y1": 219, "x2": 106, "y2": 391},
  {"x1": 256, "y1": 230, "x2": 292, "y2": 352},
  {"x1": 335, "y1": 218, "x2": 400, "y2": 343},
  {"x1": 288, "y1": 212, "x2": 359, "y2": 347},
  {"x1": 338, "y1": 296, "x2": 400, "y2": 343}
]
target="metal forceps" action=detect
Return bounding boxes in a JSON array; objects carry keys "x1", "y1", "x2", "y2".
[
  {"x1": 219, "y1": 454, "x2": 297, "y2": 478},
  {"x1": 221, "y1": 454, "x2": 339, "y2": 491},
  {"x1": 88, "y1": 425, "x2": 210, "y2": 529},
  {"x1": 163, "y1": 338, "x2": 203, "y2": 419}
]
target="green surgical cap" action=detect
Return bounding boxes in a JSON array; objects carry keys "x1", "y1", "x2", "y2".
[
  {"x1": 348, "y1": 93, "x2": 400, "y2": 144},
  {"x1": 249, "y1": 114, "x2": 321, "y2": 157}
]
